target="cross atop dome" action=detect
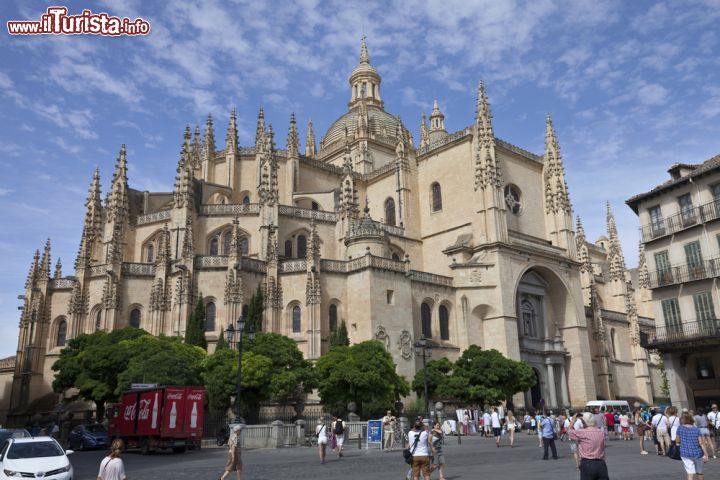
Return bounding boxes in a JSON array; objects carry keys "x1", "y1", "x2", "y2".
[{"x1": 348, "y1": 36, "x2": 383, "y2": 109}]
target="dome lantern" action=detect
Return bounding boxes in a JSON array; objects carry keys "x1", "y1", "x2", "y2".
[{"x1": 349, "y1": 36, "x2": 383, "y2": 109}]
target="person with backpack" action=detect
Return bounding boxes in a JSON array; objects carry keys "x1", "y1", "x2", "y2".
[{"x1": 332, "y1": 415, "x2": 345, "y2": 458}]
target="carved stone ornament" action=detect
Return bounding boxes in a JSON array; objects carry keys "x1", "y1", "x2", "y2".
[
  {"x1": 397, "y1": 330, "x2": 413, "y2": 360},
  {"x1": 374, "y1": 325, "x2": 390, "y2": 349},
  {"x1": 469, "y1": 269, "x2": 482, "y2": 285}
]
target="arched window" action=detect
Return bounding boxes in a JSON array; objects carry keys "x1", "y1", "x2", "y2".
[
  {"x1": 431, "y1": 182, "x2": 442, "y2": 212},
  {"x1": 391, "y1": 253, "x2": 400, "y2": 261},
  {"x1": 439, "y1": 305, "x2": 450, "y2": 341},
  {"x1": 95, "y1": 310, "x2": 102, "y2": 332},
  {"x1": 311, "y1": 201, "x2": 319, "y2": 211},
  {"x1": 297, "y1": 235, "x2": 307, "y2": 259},
  {"x1": 329, "y1": 304, "x2": 338, "y2": 332},
  {"x1": 421, "y1": 302, "x2": 432, "y2": 338},
  {"x1": 240, "y1": 238, "x2": 249, "y2": 256},
  {"x1": 129, "y1": 308, "x2": 141, "y2": 328},
  {"x1": 292, "y1": 305, "x2": 301, "y2": 333},
  {"x1": 210, "y1": 237, "x2": 219, "y2": 255},
  {"x1": 146, "y1": 243, "x2": 154, "y2": 263},
  {"x1": 385, "y1": 198, "x2": 396, "y2": 226},
  {"x1": 223, "y1": 231, "x2": 232, "y2": 255},
  {"x1": 205, "y1": 302, "x2": 216, "y2": 332},
  {"x1": 284, "y1": 240, "x2": 293, "y2": 258},
  {"x1": 56, "y1": 319, "x2": 67, "y2": 347},
  {"x1": 242, "y1": 195, "x2": 250, "y2": 204}
]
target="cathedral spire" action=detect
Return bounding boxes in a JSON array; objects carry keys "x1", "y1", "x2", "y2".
[
  {"x1": 54, "y1": 258, "x2": 62, "y2": 279},
  {"x1": 76, "y1": 168, "x2": 102, "y2": 268},
  {"x1": 226, "y1": 109, "x2": 238, "y2": 155},
  {"x1": 106, "y1": 145, "x2": 129, "y2": 224},
  {"x1": 287, "y1": 112, "x2": 299, "y2": 158},
  {"x1": 349, "y1": 36, "x2": 382, "y2": 108},
  {"x1": 258, "y1": 124, "x2": 279, "y2": 205},
  {"x1": 174, "y1": 130, "x2": 195, "y2": 209},
  {"x1": 420, "y1": 112, "x2": 429, "y2": 148},
  {"x1": 543, "y1": 114, "x2": 571, "y2": 214},
  {"x1": 181, "y1": 216, "x2": 194, "y2": 259},
  {"x1": 474, "y1": 82, "x2": 500, "y2": 190},
  {"x1": 606, "y1": 202, "x2": 626, "y2": 281},
  {"x1": 190, "y1": 125, "x2": 202, "y2": 170},
  {"x1": 305, "y1": 118, "x2": 316, "y2": 157},
  {"x1": 155, "y1": 223, "x2": 172, "y2": 266},
  {"x1": 203, "y1": 114, "x2": 216, "y2": 163},
  {"x1": 25, "y1": 249, "x2": 40, "y2": 289},
  {"x1": 255, "y1": 108, "x2": 266, "y2": 153},
  {"x1": 40, "y1": 238, "x2": 51, "y2": 280},
  {"x1": 576, "y1": 216, "x2": 591, "y2": 273},
  {"x1": 637, "y1": 241, "x2": 650, "y2": 289},
  {"x1": 429, "y1": 100, "x2": 446, "y2": 132},
  {"x1": 359, "y1": 34, "x2": 369, "y2": 64}
]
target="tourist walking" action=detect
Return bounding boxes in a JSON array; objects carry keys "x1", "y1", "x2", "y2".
[
  {"x1": 506, "y1": 411, "x2": 517, "y2": 448},
  {"x1": 407, "y1": 420, "x2": 433, "y2": 480},
  {"x1": 97, "y1": 439, "x2": 127, "y2": 480},
  {"x1": 635, "y1": 408, "x2": 649, "y2": 454},
  {"x1": 569, "y1": 412, "x2": 609, "y2": 480},
  {"x1": 491, "y1": 407, "x2": 502, "y2": 448},
  {"x1": 652, "y1": 408, "x2": 670, "y2": 456},
  {"x1": 382, "y1": 410, "x2": 396, "y2": 451},
  {"x1": 668, "y1": 406, "x2": 680, "y2": 445},
  {"x1": 708, "y1": 404, "x2": 719, "y2": 450},
  {"x1": 568, "y1": 411, "x2": 584, "y2": 470},
  {"x1": 430, "y1": 421, "x2": 446, "y2": 480},
  {"x1": 535, "y1": 411, "x2": 545, "y2": 447},
  {"x1": 332, "y1": 416, "x2": 345, "y2": 458},
  {"x1": 220, "y1": 424, "x2": 242, "y2": 480},
  {"x1": 316, "y1": 419, "x2": 328, "y2": 464},
  {"x1": 676, "y1": 412, "x2": 710, "y2": 480},
  {"x1": 462, "y1": 410, "x2": 470, "y2": 436},
  {"x1": 523, "y1": 412, "x2": 532, "y2": 433},
  {"x1": 483, "y1": 410, "x2": 492, "y2": 438},
  {"x1": 694, "y1": 408, "x2": 717, "y2": 459},
  {"x1": 541, "y1": 412, "x2": 558, "y2": 460},
  {"x1": 604, "y1": 410, "x2": 615, "y2": 440},
  {"x1": 619, "y1": 411, "x2": 630, "y2": 441}
]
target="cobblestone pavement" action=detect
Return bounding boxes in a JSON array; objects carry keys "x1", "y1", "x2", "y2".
[{"x1": 71, "y1": 433, "x2": 720, "y2": 480}]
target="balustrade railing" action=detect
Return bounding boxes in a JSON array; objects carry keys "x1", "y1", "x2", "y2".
[
  {"x1": 121, "y1": 262, "x2": 156, "y2": 276},
  {"x1": 647, "y1": 257, "x2": 720, "y2": 288},
  {"x1": 49, "y1": 278, "x2": 76, "y2": 289},
  {"x1": 194, "y1": 255, "x2": 229, "y2": 268},
  {"x1": 407, "y1": 270, "x2": 453, "y2": 286},
  {"x1": 278, "y1": 205, "x2": 337, "y2": 222},
  {"x1": 89, "y1": 264, "x2": 107, "y2": 276},
  {"x1": 199, "y1": 203, "x2": 260, "y2": 216},
  {"x1": 279, "y1": 259, "x2": 307, "y2": 273},
  {"x1": 641, "y1": 318, "x2": 720, "y2": 348},
  {"x1": 136, "y1": 210, "x2": 171, "y2": 226}
]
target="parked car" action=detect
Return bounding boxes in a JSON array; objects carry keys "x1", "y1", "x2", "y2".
[
  {"x1": 0, "y1": 436, "x2": 73, "y2": 480},
  {"x1": 0, "y1": 429, "x2": 31, "y2": 444},
  {"x1": 68, "y1": 423, "x2": 109, "y2": 450}
]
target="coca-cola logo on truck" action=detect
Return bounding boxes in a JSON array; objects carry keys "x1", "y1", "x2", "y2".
[
  {"x1": 123, "y1": 404, "x2": 136, "y2": 421},
  {"x1": 138, "y1": 399, "x2": 151, "y2": 420},
  {"x1": 187, "y1": 393, "x2": 203, "y2": 400},
  {"x1": 166, "y1": 392, "x2": 184, "y2": 400}
]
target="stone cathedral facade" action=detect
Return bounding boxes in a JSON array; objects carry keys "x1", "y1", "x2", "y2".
[{"x1": 6, "y1": 39, "x2": 662, "y2": 419}]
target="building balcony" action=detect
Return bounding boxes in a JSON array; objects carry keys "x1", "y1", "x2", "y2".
[
  {"x1": 639, "y1": 198, "x2": 720, "y2": 243},
  {"x1": 640, "y1": 319, "x2": 720, "y2": 351},
  {"x1": 646, "y1": 257, "x2": 720, "y2": 288}
]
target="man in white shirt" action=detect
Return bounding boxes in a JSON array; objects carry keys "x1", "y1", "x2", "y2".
[
  {"x1": 490, "y1": 408, "x2": 502, "y2": 447},
  {"x1": 483, "y1": 411, "x2": 492, "y2": 438},
  {"x1": 651, "y1": 409, "x2": 669, "y2": 456},
  {"x1": 708, "y1": 404, "x2": 719, "y2": 448}
]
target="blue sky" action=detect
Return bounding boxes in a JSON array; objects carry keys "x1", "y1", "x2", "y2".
[{"x1": 1, "y1": 0, "x2": 719, "y2": 357}]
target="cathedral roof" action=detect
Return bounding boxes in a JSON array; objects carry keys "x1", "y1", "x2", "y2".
[{"x1": 320, "y1": 105, "x2": 407, "y2": 149}]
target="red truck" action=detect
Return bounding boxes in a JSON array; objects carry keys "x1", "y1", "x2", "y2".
[{"x1": 107, "y1": 385, "x2": 205, "y2": 454}]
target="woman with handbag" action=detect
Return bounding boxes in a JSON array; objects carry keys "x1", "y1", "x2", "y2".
[
  {"x1": 315, "y1": 419, "x2": 328, "y2": 464},
  {"x1": 406, "y1": 420, "x2": 433, "y2": 480},
  {"x1": 675, "y1": 412, "x2": 710, "y2": 480},
  {"x1": 220, "y1": 424, "x2": 243, "y2": 480}
]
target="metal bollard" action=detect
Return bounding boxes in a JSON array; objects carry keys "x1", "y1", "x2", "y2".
[
  {"x1": 458, "y1": 431, "x2": 461, "y2": 444},
  {"x1": 358, "y1": 433, "x2": 362, "y2": 449}
]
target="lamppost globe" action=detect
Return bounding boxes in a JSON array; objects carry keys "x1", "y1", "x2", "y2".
[{"x1": 226, "y1": 324, "x2": 235, "y2": 343}]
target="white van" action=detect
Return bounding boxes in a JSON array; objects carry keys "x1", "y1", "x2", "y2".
[{"x1": 585, "y1": 400, "x2": 631, "y2": 414}]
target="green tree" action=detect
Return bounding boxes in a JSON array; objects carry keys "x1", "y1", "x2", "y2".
[
  {"x1": 329, "y1": 320, "x2": 350, "y2": 347},
  {"x1": 315, "y1": 340, "x2": 409, "y2": 417},
  {"x1": 116, "y1": 335, "x2": 206, "y2": 394},
  {"x1": 246, "y1": 284, "x2": 264, "y2": 331},
  {"x1": 51, "y1": 327, "x2": 149, "y2": 418},
  {"x1": 436, "y1": 346, "x2": 536, "y2": 406},
  {"x1": 201, "y1": 348, "x2": 237, "y2": 412},
  {"x1": 411, "y1": 357, "x2": 454, "y2": 400},
  {"x1": 185, "y1": 296, "x2": 207, "y2": 349},
  {"x1": 215, "y1": 330, "x2": 229, "y2": 351}
]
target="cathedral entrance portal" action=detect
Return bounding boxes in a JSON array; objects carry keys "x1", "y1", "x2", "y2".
[{"x1": 530, "y1": 368, "x2": 542, "y2": 409}]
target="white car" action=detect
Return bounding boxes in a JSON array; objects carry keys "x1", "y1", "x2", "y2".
[{"x1": 0, "y1": 436, "x2": 73, "y2": 479}]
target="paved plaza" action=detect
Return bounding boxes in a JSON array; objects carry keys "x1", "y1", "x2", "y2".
[{"x1": 70, "y1": 432, "x2": 720, "y2": 480}]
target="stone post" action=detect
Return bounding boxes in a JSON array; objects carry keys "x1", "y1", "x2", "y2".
[
  {"x1": 295, "y1": 419, "x2": 306, "y2": 446},
  {"x1": 270, "y1": 419, "x2": 284, "y2": 448}
]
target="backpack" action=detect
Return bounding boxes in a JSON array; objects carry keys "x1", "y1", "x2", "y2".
[{"x1": 334, "y1": 420, "x2": 344, "y2": 435}]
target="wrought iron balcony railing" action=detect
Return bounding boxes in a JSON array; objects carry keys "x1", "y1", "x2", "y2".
[
  {"x1": 639, "y1": 198, "x2": 720, "y2": 242},
  {"x1": 647, "y1": 257, "x2": 720, "y2": 288},
  {"x1": 640, "y1": 318, "x2": 720, "y2": 350}
]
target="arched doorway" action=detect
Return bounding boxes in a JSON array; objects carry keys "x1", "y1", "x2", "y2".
[{"x1": 530, "y1": 368, "x2": 542, "y2": 409}]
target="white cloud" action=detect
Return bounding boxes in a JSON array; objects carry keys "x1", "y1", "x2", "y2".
[
  {"x1": 636, "y1": 83, "x2": 669, "y2": 106},
  {"x1": 0, "y1": 188, "x2": 14, "y2": 196},
  {"x1": 53, "y1": 137, "x2": 82, "y2": 155}
]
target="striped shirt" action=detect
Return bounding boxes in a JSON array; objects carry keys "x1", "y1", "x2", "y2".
[
  {"x1": 677, "y1": 425, "x2": 703, "y2": 459},
  {"x1": 569, "y1": 426, "x2": 606, "y2": 460}
]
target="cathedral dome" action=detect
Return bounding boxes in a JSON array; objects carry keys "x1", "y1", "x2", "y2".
[{"x1": 320, "y1": 105, "x2": 407, "y2": 148}]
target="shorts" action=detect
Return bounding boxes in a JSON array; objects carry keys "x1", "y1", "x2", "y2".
[
  {"x1": 493, "y1": 428, "x2": 502, "y2": 437},
  {"x1": 682, "y1": 457, "x2": 703, "y2": 474},
  {"x1": 699, "y1": 427, "x2": 710, "y2": 436},
  {"x1": 318, "y1": 437, "x2": 328, "y2": 445},
  {"x1": 433, "y1": 453, "x2": 445, "y2": 465},
  {"x1": 621, "y1": 427, "x2": 629, "y2": 433},
  {"x1": 569, "y1": 441, "x2": 578, "y2": 453},
  {"x1": 412, "y1": 456, "x2": 431, "y2": 477},
  {"x1": 336, "y1": 434, "x2": 345, "y2": 447}
]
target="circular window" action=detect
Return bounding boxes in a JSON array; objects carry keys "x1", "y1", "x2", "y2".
[{"x1": 504, "y1": 185, "x2": 522, "y2": 214}]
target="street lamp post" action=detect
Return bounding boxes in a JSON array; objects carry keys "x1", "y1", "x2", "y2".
[
  {"x1": 414, "y1": 334, "x2": 433, "y2": 424},
  {"x1": 226, "y1": 314, "x2": 255, "y2": 424}
]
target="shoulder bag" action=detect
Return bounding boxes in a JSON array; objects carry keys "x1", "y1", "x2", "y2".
[
  {"x1": 403, "y1": 433, "x2": 421, "y2": 465},
  {"x1": 666, "y1": 419, "x2": 681, "y2": 461}
]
